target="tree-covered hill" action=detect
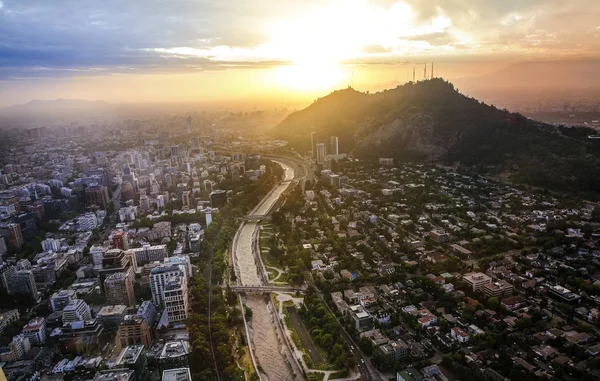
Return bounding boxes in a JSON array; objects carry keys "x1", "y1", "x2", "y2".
[{"x1": 275, "y1": 79, "x2": 600, "y2": 195}]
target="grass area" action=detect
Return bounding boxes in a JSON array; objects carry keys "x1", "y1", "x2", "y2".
[
  {"x1": 329, "y1": 370, "x2": 350, "y2": 379},
  {"x1": 307, "y1": 372, "x2": 326, "y2": 381},
  {"x1": 284, "y1": 306, "x2": 330, "y2": 371},
  {"x1": 238, "y1": 346, "x2": 258, "y2": 380}
]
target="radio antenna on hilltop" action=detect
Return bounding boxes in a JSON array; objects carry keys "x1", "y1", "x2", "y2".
[
  {"x1": 424, "y1": 64, "x2": 427, "y2": 80},
  {"x1": 431, "y1": 62, "x2": 434, "y2": 79},
  {"x1": 412, "y1": 66, "x2": 415, "y2": 82}
]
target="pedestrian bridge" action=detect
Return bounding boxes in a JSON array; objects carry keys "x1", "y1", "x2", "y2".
[{"x1": 225, "y1": 285, "x2": 306, "y2": 294}]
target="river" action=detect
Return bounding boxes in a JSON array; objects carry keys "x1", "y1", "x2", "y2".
[{"x1": 234, "y1": 160, "x2": 296, "y2": 380}]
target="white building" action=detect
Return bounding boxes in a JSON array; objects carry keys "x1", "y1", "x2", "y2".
[
  {"x1": 131, "y1": 244, "x2": 168, "y2": 265},
  {"x1": 22, "y1": 317, "x2": 46, "y2": 345},
  {"x1": 150, "y1": 264, "x2": 182, "y2": 308},
  {"x1": 78, "y1": 213, "x2": 98, "y2": 231},
  {"x1": 41, "y1": 238, "x2": 61, "y2": 253},
  {"x1": 62, "y1": 300, "x2": 92, "y2": 323},
  {"x1": 164, "y1": 274, "x2": 189, "y2": 325}
]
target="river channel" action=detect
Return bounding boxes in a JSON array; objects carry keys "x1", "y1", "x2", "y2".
[{"x1": 234, "y1": 160, "x2": 296, "y2": 380}]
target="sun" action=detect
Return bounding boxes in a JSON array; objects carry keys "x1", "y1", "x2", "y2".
[{"x1": 267, "y1": 63, "x2": 350, "y2": 92}]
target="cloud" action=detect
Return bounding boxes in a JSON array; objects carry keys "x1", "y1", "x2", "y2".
[{"x1": 0, "y1": 0, "x2": 599, "y2": 80}]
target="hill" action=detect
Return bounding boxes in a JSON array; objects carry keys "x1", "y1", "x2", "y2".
[{"x1": 275, "y1": 79, "x2": 600, "y2": 195}]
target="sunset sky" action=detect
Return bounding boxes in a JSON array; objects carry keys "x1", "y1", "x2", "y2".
[{"x1": 1, "y1": 0, "x2": 599, "y2": 106}]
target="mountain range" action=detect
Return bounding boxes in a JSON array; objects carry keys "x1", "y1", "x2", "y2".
[{"x1": 275, "y1": 79, "x2": 600, "y2": 195}]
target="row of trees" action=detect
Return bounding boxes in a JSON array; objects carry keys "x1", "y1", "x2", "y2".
[{"x1": 299, "y1": 289, "x2": 354, "y2": 370}]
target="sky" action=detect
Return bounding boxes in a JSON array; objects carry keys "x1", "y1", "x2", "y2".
[{"x1": 0, "y1": 0, "x2": 599, "y2": 106}]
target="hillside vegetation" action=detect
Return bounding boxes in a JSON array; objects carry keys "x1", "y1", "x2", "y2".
[{"x1": 275, "y1": 79, "x2": 600, "y2": 195}]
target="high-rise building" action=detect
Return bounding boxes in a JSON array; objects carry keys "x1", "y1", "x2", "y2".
[
  {"x1": 203, "y1": 180, "x2": 212, "y2": 193},
  {"x1": 118, "y1": 315, "x2": 152, "y2": 349},
  {"x1": 22, "y1": 317, "x2": 46, "y2": 345},
  {"x1": 115, "y1": 345, "x2": 149, "y2": 381},
  {"x1": 139, "y1": 195, "x2": 150, "y2": 211},
  {"x1": 12, "y1": 270, "x2": 39, "y2": 302},
  {"x1": 136, "y1": 301, "x2": 157, "y2": 327},
  {"x1": 62, "y1": 299, "x2": 92, "y2": 323},
  {"x1": 85, "y1": 183, "x2": 110, "y2": 209},
  {"x1": 104, "y1": 272, "x2": 136, "y2": 307},
  {"x1": 316, "y1": 143, "x2": 327, "y2": 164},
  {"x1": 185, "y1": 117, "x2": 191, "y2": 134},
  {"x1": 0, "y1": 265, "x2": 16, "y2": 294},
  {"x1": 130, "y1": 244, "x2": 167, "y2": 266},
  {"x1": 113, "y1": 231, "x2": 130, "y2": 250},
  {"x1": 329, "y1": 136, "x2": 339, "y2": 155},
  {"x1": 310, "y1": 132, "x2": 318, "y2": 160},
  {"x1": 205, "y1": 208, "x2": 212, "y2": 226},
  {"x1": 150, "y1": 265, "x2": 182, "y2": 308},
  {"x1": 162, "y1": 368, "x2": 192, "y2": 381},
  {"x1": 41, "y1": 238, "x2": 61, "y2": 252},
  {"x1": 164, "y1": 274, "x2": 188, "y2": 325},
  {"x1": 8, "y1": 223, "x2": 23, "y2": 249},
  {"x1": 181, "y1": 191, "x2": 190, "y2": 209},
  {"x1": 210, "y1": 190, "x2": 227, "y2": 208},
  {"x1": 121, "y1": 181, "x2": 135, "y2": 202},
  {"x1": 50, "y1": 289, "x2": 76, "y2": 312},
  {"x1": 0, "y1": 236, "x2": 6, "y2": 258}
]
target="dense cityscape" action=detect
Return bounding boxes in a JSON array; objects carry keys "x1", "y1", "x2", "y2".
[
  {"x1": 0, "y1": 110, "x2": 598, "y2": 381},
  {"x1": 2, "y1": 1, "x2": 600, "y2": 381}
]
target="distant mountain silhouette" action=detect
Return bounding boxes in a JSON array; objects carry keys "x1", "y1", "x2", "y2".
[
  {"x1": 275, "y1": 79, "x2": 600, "y2": 195},
  {"x1": 5, "y1": 98, "x2": 110, "y2": 111}
]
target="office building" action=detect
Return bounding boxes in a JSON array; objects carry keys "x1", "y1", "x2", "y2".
[
  {"x1": 181, "y1": 191, "x2": 190, "y2": 209},
  {"x1": 204, "y1": 208, "x2": 212, "y2": 226},
  {"x1": 139, "y1": 195, "x2": 150, "y2": 211},
  {"x1": 150, "y1": 265, "x2": 183, "y2": 308},
  {"x1": 329, "y1": 136, "x2": 339, "y2": 155},
  {"x1": 310, "y1": 132, "x2": 318, "y2": 160},
  {"x1": 93, "y1": 369, "x2": 134, "y2": 381},
  {"x1": 41, "y1": 238, "x2": 61, "y2": 253},
  {"x1": 164, "y1": 274, "x2": 189, "y2": 325},
  {"x1": 22, "y1": 317, "x2": 46, "y2": 345},
  {"x1": 85, "y1": 184, "x2": 110, "y2": 209},
  {"x1": 0, "y1": 265, "x2": 16, "y2": 294},
  {"x1": 203, "y1": 180, "x2": 212, "y2": 193},
  {"x1": 162, "y1": 368, "x2": 191, "y2": 381},
  {"x1": 8, "y1": 223, "x2": 23, "y2": 249},
  {"x1": 61, "y1": 320, "x2": 104, "y2": 355},
  {"x1": 121, "y1": 182, "x2": 135, "y2": 202},
  {"x1": 90, "y1": 245, "x2": 109, "y2": 267},
  {"x1": 105, "y1": 272, "x2": 136, "y2": 307},
  {"x1": 131, "y1": 244, "x2": 168, "y2": 266},
  {"x1": 0, "y1": 310, "x2": 20, "y2": 335},
  {"x1": 316, "y1": 143, "x2": 327, "y2": 164},
  {"x1": 97, "y1": 305, "x2": 127, "y2": 328},
  {"x1": 0, "y1": 236, "x2": 6, "y2": 257},
  {"x1": 62, "y1": 300, "x2": 92, "y2": 323},
  {"x1": 51, "y1": 289, "x2": 76, "y2": 312},
  {"x1": 482, "y1": 280, "x2": 514, "y2": 298},
  {"x1": 113, "y1": 231, "x2": 130, "y2": 250},
  {"x1": 115, "y1": 345, "x2": 148, "y2": 381},
  {"x1": 462, "y1": 272, "x2": 492, "y2": 292},
  {"x1": 164, "y1": 255, "x2": 192, "y2": 280},
  {"x1": 118, "y1": 315, "x2": 152, "y2": 349},
  {"x1": 210, "y1": 190, "x2": 227, "y2": 208},
  {"x1": 137, "y1": 301, "x2": 157, "y2": 327},
  {"x1": 12, "y1": 270, "x2": 39, "y2": 302}
]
